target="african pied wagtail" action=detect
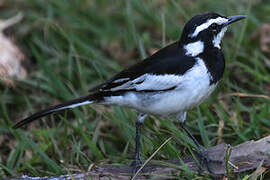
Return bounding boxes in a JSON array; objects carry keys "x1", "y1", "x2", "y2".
[{"x1": 13, "y1": 12, "x2": 246, "y2": 173}]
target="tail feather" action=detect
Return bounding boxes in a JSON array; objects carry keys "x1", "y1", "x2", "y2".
[{"x1": 13, "y1": 95, "x2": 94, "y2": 129}]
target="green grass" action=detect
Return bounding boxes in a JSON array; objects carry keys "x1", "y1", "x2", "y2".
[{"x1": 0, "y1": 0, "x2": 270, "y2": 179}]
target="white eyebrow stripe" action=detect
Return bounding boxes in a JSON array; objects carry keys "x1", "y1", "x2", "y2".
[{"x1": 190, "y1": 17, "x2": 228, "y2": 38}]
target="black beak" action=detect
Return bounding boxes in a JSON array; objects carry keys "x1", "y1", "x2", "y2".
[{"x1": 226, "y1": 15, "x2": 246, "y2": 26}]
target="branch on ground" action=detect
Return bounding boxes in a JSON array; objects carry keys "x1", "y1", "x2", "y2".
[{"x1": 10, "y1": 135, "x2": 270, "y2": 180}]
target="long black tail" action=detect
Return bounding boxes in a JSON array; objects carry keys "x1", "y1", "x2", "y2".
[{"x1": 13, "y1": 95, "x2": 94, "y2": 129}]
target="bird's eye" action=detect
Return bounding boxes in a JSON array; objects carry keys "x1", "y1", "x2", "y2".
[{"x1": 210, "y1": 23, "x2": 218, "y2": 30}]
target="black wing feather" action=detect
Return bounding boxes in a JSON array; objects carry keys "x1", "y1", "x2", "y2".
[
  {"x1": 13, "y1": 95, "x2": 93, "y2": 129},
  {"x1": 89, "y1": 41, "x2": 196, "y2": 92}
]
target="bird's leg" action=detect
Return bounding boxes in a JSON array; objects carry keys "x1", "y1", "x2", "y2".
[
  {"x1": 131, "y1": 113, "x2": 147, "y2": 173},
  {"x1": 178, "y1": 112, "x2": 220, "y2": 174}
]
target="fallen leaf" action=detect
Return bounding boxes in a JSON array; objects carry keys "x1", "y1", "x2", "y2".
[{"x1": 0, "y1": 13, "x2": 27, "y2": 86}]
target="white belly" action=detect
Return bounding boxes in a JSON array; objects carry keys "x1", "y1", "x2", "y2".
[
  {"x1": 105, "y1": 58, "x2": 218, "y2": 115},
  {"x1": 137, "y1": 83, "x2": 216, "y2": 115}
]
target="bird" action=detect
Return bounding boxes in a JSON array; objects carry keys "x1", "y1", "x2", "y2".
[{"x1": 13, "y1": 12, "x2": 246, "y2": 173}]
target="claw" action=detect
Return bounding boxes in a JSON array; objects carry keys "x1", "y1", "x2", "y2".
[
  {"x1": 179, "y1": 121, "x2": 223, "y2": 175},
  {"x1": 193, "y1": 148, "x2": 222, "y2": 174},
  {"x1": 131, "y1": 158, "x2": 143, "y2": 173}
]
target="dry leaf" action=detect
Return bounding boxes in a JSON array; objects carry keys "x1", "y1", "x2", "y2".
[{"x1": 0, "y1": 13, "x2": 27, "y2": 86}]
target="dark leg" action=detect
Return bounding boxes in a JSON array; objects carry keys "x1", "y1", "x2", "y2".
[
  {"x1": 131, "y1": 114, "x2": 147, "y2": 173},
  {"x1": 180, "y1": 122, "x2": 211, "y2": 172},
  {"x1": 178, "y1": 112, "x2": 220, "y2": 174},
  {"x1": 133, "y1": 121, "x2": 143, "y2": 170},
  {"x1": 180, "y1": 122, "x2": 206, "y2": 154}
]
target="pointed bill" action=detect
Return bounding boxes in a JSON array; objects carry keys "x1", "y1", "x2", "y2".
[{"x1": 226, "y1": 15, "x2": 246, "y2": 25}]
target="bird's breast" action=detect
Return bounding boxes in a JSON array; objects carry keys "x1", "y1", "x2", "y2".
[
  {"x1": 199, "y1": 48, "x2": 225, "y2": 84},
  {"x1": 116, "y1": 58, "x2": 218, "y2": 115}
]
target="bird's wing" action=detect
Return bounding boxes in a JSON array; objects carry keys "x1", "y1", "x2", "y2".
[
  {"x1": 98, "y1": 73, "x2": 181, "y2": 92},
  {"x1": 89, "y1": 42, "x2": 196, "y2": 93}
]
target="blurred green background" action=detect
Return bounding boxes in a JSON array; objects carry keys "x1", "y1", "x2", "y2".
[{"x1": 0, "y1": 0, "x2": 269, "y2": 179}]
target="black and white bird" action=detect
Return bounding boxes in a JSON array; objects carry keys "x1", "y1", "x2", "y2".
[{"x1": 13, "y1": 12, "x2": 245, "y2": 172}]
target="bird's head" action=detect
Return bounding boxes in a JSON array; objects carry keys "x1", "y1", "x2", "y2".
[{"x1": 180, "y1": 12, "x2": 246, "y2": 56}]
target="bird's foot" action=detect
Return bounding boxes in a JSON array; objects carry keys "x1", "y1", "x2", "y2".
[
  {"x1": 193, "y1": 148, "x2": 222, "y2": 175},
  {"x1": 130, "y1": 158, "x2": 143, "y2": 174}
]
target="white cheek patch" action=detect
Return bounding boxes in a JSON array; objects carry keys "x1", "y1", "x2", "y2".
[
  {"x1": 213, "y1": 27, "x2": 228, "y2": 49},
  {"x1": 184, "y1": 41, "x2": 204, "y2": 56},
  {"x1": 190, "y1": 17, "x2": 228, "y2": 38}
]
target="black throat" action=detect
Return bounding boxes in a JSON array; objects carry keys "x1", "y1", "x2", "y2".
[{"x1": 198, "y1": 46, "x2": 225, "y2": 85}]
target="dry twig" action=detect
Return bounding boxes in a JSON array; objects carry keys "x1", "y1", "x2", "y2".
[{"x1": 8, "y1": 135, "x2": 270, "y2": 180}]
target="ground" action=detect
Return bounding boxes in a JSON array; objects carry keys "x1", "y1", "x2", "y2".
[{"x1": 0, "y1": 0, "x2": 269, "y2": 179}]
